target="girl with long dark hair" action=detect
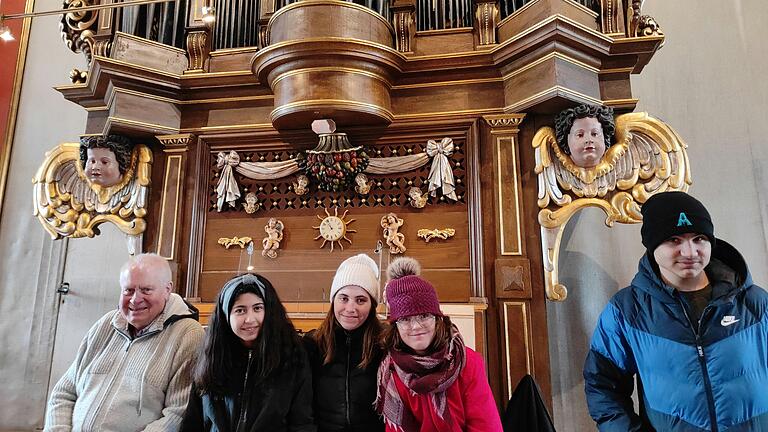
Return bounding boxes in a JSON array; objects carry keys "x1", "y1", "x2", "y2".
[
  {"x1": 181, "y1": 273, "x2": 315, "y2": 432},
  {"x1": 375, "y1": 257, "x2": 502, "y2": 432},
  {"x1": 303, "y1": 254, "x2": 385, "y2": 432}
]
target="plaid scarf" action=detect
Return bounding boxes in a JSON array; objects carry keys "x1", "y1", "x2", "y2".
[{"x1": 375, "y1": 325, "x2": 466, "y2": 431}]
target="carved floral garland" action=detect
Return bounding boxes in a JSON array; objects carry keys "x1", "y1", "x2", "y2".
[{"x1": 214, "y1": 137, "x2": 457, "y2": 211}]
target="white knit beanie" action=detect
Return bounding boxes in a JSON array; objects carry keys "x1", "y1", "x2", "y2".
[{"x1": 330, "y1": 253, "x2": 379, "y2": 302}]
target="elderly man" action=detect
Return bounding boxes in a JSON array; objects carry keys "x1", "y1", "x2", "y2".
[
  {"x1": 584, "y1": 192, "x2": 768, "y2": 431},
  {"x1": 45, "y1": 253, "x2": 204, "y2": 432}
]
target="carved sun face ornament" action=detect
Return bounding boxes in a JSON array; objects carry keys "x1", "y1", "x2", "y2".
[{"x1": 313, "y1": 208, "x2": 356, "y2": 251}]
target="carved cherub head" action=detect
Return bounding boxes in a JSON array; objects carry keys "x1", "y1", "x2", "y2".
[
  {"x1": 555, "y1": 104, "x2": 615, "y2": 168},
  {"x1": 293, "y1": 174, "x2": 309, "y2": 195},
  {"x1": 244, "y1": 192, "x2": 259, "y2": 214},
  {"x1": 381, "y1": 213, "x2": 400, "y2": 228},
  {"x1": 79, "y1": 135, "x2": 134, "y2": 186},
  {"x1": 408, "y1": 187, "x2": 427, "y2": 208},
  {"x1": 354, "y1": 173, "x2": 372, "y2": 195}
]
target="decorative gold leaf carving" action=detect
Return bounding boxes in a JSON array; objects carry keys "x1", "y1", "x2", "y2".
[
  {"x1": 534, "y1": 111, "x2": 691, "y2": 301},
  {"x1": 59, "y1": 0, "x2": 102, "y2": 68},
  {"x1": 185, "y1": 30, "x2": 210, "y2": 73},
  {"x1": 475, "y1": 2, "x2": 498, "y2": 46},
  {"x1": 417, "y1": 228, "x2": 456, "y2": 243},
  {"x1": 33, "y1": 142, "x2": 152, "y2": 240},
  {"x1": 217, "y1": 236, "x2": 253, "y2": 249},
  {"x1": 483, "y1": 114, "x2": 526, "y2": 129}
]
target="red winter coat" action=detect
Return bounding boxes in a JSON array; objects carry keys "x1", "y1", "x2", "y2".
[{"x1": 385, "y1": 347, "x2": 503, "y2": 432}]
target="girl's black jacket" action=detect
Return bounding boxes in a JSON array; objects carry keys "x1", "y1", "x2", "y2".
[{"x1": 302, "y1": 326, "x2": 384, "y2": 432}]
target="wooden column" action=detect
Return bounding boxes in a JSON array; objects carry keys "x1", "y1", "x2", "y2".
[
  {"x1": 481, "y1": 113, "x2": 550, "y2": 403},
  {"x1": 155, "y1": 134, "x2": 194, "y2": 293}
]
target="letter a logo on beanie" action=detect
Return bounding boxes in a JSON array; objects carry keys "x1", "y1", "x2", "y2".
[
  {"x1": 677, "y1": 212, "x2": 693, "y2": 227},
  {"x1": 640, "y1": 192, "x2": 715, "y2": 253}
]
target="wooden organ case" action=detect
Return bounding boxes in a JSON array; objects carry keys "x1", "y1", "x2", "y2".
[{"x1": 56, "y1": 0, "x2": 664, "y2": 408}]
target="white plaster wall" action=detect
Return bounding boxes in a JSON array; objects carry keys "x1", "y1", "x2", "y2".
[
  {"x1": 0, "y1": 8, "x2": 126, "y2": 431},
  {"x1": 548, "y1": 1, "x2": 768, "y2": 430}
]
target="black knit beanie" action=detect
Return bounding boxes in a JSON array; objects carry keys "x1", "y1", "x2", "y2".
[{"x1": 640, "y1": 191, "x2": 715, "y2": 254}]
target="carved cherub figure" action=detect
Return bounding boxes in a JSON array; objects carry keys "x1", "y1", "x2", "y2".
[
  {"x1": 354, "y1": 173, "x2": 373, "y2": 195},
  {"x1": 79, "y1": 135, "x2": 134, "y2": 187},
  {"x1": 243, "y1": 192, "x2": 260, "y2": 214},
  {"x1": 408, "y1": 187, "x2": 428, "y2": 209},
  {"x1": 555, "y1": 104, "x2": 615, "y2": 168},
  {"x1": 262, "y1": 218, "x2": 284, "y2": 259},
  {"x1": 293, "y1": 174, "x2": 309, "y2": 195},
  {"x1": 381, "y1": 212, "x2": 406, "y2": 254}
]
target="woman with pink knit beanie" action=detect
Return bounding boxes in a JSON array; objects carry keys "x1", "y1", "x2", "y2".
[{"x1": 375, "y1": 257, "x2": 502, "y2": 432}]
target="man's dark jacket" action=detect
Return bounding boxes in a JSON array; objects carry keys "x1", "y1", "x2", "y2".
[{"x1": 584, "y1": 240, "x2": 768, "y2": 431}]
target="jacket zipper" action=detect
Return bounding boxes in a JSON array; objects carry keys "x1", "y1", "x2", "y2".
[
  {"x1": 87, "y1": 335, "x2": 133, "y2": 430},
  {"x1": 235, "y1": 350, "x2": 253, "y2": 432},
  {"x1": 345, "y1": 333, "x2": 352, "y2": 426},
  {"x1": 678, "y1": 299, "x2": 718, "y2": 432}
]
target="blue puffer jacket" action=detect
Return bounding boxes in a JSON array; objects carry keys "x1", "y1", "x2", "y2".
[{"x1": 584, "y1": 239, "x2": 768, "y2": 432}]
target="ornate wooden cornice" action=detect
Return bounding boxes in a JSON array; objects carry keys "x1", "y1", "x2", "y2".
[{"x1": 56, "y1": 1, "x2": 665, "y2": 134}]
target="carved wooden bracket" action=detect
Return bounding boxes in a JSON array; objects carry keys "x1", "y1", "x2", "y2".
[
  {"x1": 624, "y1": 0, "x2": 663, "y2": 38},
  {"x1": 600, "y1": 0, "x2": 625, "y2": 35},
  {"x1": 185, "y1": 29, "x2": 211, "y2": 73},
  {"x1": 474, "y1": 0, "x2": 499, "y2": 46},
  {"x1": 391, "y1": 0, "x2": 415, "y2": 53}
]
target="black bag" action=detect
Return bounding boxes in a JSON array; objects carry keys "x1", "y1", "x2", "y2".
[{"x1": 502, "y1": 375, "x2": 556, "y2": 432}]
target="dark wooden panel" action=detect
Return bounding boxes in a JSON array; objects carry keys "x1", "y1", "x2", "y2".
[
  {"x1": 391, "y1": 81, "x2": 505, "y2": 116},
  {"x1": 202, "y1": 210, "x2": 470, "y2": 270},
  {"x1": 494, "y1": 135, "x2": 524, "y2": 255},
  {"x1": 412, "y1": 29, "x2": 475, "y2": 56},
  {"x1": 208, "y1": 50, "x2": 256, "y2": 73},
  {"x1": 156, "y1": 154, "x2": 184, "y2": 259},
  {"x1": 499, "y1": 301, "x2": 535, "y2": 401},
  {"x1": 494, "y1": 257, "x2": 532, "y2": 299},
  {"x1": 497, "y1": 0, "x2": 599, "y2": 42}
]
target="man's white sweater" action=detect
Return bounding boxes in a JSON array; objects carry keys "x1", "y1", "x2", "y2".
[{"x1": 45, "y1": 293, "x2": 204, "y2": 432}]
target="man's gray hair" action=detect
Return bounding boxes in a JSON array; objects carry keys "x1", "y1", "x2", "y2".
[{"x1": 120, "y1": 253, "x2": 172, "y2": 285}]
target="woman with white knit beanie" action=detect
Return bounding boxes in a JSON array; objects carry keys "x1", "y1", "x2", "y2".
[{"x1": 303, "y1": 253, "x2": 385, "y2": 432}]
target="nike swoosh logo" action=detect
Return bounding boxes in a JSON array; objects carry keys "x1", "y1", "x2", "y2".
[{"x1": 721, "y1": 317, "x2": 740, "y2": 327}]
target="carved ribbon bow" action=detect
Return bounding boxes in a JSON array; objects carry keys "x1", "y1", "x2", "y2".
[
  {"x1": 216, "y1": 151, "x2": 242, "y2": 211},
  {"x1": 425, "y1": 137, "x2": 458, "y2": 201}
]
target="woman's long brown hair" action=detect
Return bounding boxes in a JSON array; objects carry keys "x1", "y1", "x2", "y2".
[{"x1": 313, "y1": 298, "x2": 383, "y2": 369}]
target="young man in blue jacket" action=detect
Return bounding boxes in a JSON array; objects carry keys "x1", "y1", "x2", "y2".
[{"x1": 584, "y1": 191, "x2": 768, "y2": 431}]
